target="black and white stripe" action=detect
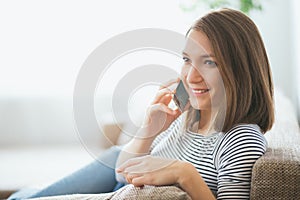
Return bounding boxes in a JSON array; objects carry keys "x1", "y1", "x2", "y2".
[{"x1": 150, "y1": 115, "x2": 267, "y2": 199}]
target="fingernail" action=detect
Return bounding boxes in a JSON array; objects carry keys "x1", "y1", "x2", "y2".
[{"x1": 116, "y1": 168, "x2": 122, "y2": 173}]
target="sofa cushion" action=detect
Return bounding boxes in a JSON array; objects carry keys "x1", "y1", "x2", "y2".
[
  {"x1": 29, "y1": 185, "x2": 191, "y2": 200},
  {"x1": 250, "y1": 148, "x2": 300, "y2": 199}
]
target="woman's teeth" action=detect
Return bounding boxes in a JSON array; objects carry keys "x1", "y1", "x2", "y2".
[{"x1": 192, "y1": 89, "x2": 209, "y2": 94}]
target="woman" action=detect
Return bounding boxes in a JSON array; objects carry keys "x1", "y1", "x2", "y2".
[
  {"x1": 116, "y1": 8, "x2": 274, "y2": 199},
  {"x1": 9, "y1": 8, "x2": 274, "y2": 200}
]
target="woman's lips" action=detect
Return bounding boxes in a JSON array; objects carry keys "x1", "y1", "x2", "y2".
[{"x1": 190, "y1": 88, "x2": 210, "y2": 96}]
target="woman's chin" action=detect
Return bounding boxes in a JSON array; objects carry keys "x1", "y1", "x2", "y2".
[{"x1": 190, "y1": 101, "x2": 211, "y2": 110}]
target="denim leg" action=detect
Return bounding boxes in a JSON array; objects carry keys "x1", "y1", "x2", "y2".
[{"x1": 8, "y1": 146, "x2": 122, "y2": 200}]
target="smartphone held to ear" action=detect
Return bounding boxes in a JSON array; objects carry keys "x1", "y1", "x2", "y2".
[{"x1": 173, "y1": 80, "x2": 189, "y2": 112}]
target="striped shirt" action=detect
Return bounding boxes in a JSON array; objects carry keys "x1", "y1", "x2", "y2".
[{"x1": 150, "y1": 114, "x2": 267, "y2": 199}]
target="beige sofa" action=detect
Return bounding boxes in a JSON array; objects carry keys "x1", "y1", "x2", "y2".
[
  {"x1": 251, "y1": 147, "x2": 300, "y2": 199},
  {"x1": 250, "y1": 97, "x2": 300, "y2": 199},
  {"x1": 2, "y1": 91, "x2": 299, "y2": 200},
  {"x1": 249, "y1": 91, "x2": 300, "y2": 199}
]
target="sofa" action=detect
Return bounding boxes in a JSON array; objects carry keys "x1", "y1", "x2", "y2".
[
  {"x1": 251, "y1": 147, "x2": 300, "y2": 199},
  {"x1": 1, "y1": 90, "x2": 299, "y2": 200},
  {"x1": 249, "y1": 90, "x2": 300, "y2": 199}
]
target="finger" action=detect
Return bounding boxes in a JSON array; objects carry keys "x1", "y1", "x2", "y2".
[
  {"x1": 117, "y1": 158, "x2": 143, "y2": 173},
  {"x1": 131, "y1": 176, "x2": 151, "y2": 187},
  {"x1": 171, "y1": 108, "x2": 182, "y2": 119},
  {"x1": 159, "y1": 93, "x2": 173, "y2": 105},
  {"x1": 125, "y1": 174, "x2": 132, "y2": 184},
  {"x1": 183, "y1": 101, "x2": 191, "y2": 112},
  {"x1": 151, "y1": 88, "x2": 174, "y2": 104},
  {"x1": 124, "y1": 158, "x2": 174, "y2": 174},
  {"x1": 153, "y1": 103, "x2": 177, "y2": 116},
  {"x1": 123, "y1": 164, "x2": 145, "y2": 174},
  {"x1": 159, "y1": 78, "x2": 180, "y2": 90},
  {"x1": 127, "y1": 173, "x2": 143, "y2": 180},
  {"x1": 125, "y1": 172, "x2": 143, "y2": 184},
  {"x1": 132, "y1": 176, "x2": 146, "y2": 187},
  {"x1": 117, "y1": 155, "x2": 152, "y2": 172}
]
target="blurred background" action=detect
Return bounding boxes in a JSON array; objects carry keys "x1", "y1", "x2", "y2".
[{"x1": 0, "y1": 0, "x2": 299, "y2": 195}]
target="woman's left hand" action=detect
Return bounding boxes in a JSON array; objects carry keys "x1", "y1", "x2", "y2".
[{"x1": 116, "y1": 155, "x2": 182, "y2": 187}]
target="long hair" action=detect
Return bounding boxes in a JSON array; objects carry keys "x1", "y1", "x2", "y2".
[{"x1": 184, "y1": 8, "x2": 274, "y2": 133}]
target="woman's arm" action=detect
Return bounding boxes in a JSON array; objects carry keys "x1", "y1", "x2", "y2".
[
  {"x1": 216, "y1": 125, "x2": 267, "y2": 199},
  {"x1": 115, "y1": 79, "x2": 181, "y2": 182},
  {"x1": 117, "y1": 156, "x2": 216, "y2": 200},
  {"x1": 116, "y1": 128, "x2": 156, "y2": 178},
  {"x1": 177, "y1": 161, "x2": 216, "y2": 200}
]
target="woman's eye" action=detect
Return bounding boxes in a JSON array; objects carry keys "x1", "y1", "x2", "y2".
[
  {"x1": 182, "y1": 57, "x2": 190, "y2": 63},
  {"x1": 204, "y1": 60, "x2": 217, "y2": 67}
]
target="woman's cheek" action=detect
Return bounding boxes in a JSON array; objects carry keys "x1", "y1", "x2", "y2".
[{"x1": 180, "y1": 66, "x2": 189, "y2": 82}]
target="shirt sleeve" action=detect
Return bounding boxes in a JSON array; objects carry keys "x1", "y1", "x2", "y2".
[{"x1": 216, "y1": 125, "x2": 267, "y2": 199}]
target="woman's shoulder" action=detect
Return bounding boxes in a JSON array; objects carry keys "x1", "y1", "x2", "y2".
[
  {"x1": 214, "y1": 123, "x2": 268, "y2": 168},
  {"x1": 217, "y1": 123, "x2": 268, "y2": 155},
  {"x1": 223, "y1": 123, "x2": 266, "y2": 142}
]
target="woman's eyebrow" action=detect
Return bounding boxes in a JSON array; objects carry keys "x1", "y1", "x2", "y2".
[
  {"x1": 200, "y1": 54, "x2": 215, "y2": 58},
  {"x1": 182, "y1": 51, "x2": 215, "y2": 58},
  {"x1": 182, "y1": 51, "x2": 189, "y2": 56}
]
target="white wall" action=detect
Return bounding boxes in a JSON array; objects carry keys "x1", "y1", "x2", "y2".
[
  {"x1": 251, "y1": 0, "x2": 299, "y2": 123},
  {"x1": 0, "y1": 0, "x2": 188, "y2": 146},
  {"x1": 0, "y1": 0, "x2": 298, "y2": 146},
  {"x1": 0, "y1": 0, "x2": 187, "y2": 97},
  {"x1": 292, "y1": 0, "x2": 300, "y2": 123}
]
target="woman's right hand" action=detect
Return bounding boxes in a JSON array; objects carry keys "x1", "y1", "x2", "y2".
[
  {"x1": 139, "y1": 78, "x2": 182, "y2": 139},
  {"x1": 116, "y1": 78, "x2": 188, "y2": 181}
]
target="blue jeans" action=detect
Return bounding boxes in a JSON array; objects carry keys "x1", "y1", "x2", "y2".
[{"x1": 8, "y1": 146, "x2": 125, "y2": 200}]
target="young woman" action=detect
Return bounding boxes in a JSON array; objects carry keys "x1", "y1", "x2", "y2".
[
  {"x1": 116, "y1": 8, "x2": 274, "y2": 199},
  {"x1": 9, "y1": 8, "x2": 274, "y2": 200}
]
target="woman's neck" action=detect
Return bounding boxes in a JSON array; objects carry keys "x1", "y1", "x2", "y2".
[{"x1": 197, "y1": 109, "x2": 216, "y2": 135}]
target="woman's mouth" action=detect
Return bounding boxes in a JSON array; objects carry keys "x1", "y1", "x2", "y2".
[{"x1": 191, "y1": 88, "x2": 210, "y2": 96}]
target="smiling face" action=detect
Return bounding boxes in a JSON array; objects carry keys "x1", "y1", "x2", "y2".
[
  {"x1": 181, "y1": 9, "x2": 274, "y2": 133},
  {"x1": 181, "y1": 30, "x2": 225, "y2": 111}
]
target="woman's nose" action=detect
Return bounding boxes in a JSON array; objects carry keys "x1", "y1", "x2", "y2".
[{"x1": 186, "y1": 65, "x2": 204, "y2": 83}]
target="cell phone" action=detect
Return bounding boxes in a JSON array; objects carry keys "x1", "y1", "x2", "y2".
[{"x1": 173, "y1": 80, "x2": 189, "y2": 112}]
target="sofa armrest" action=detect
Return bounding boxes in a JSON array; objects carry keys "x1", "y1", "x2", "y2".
[{"x1": 250, "y1": 147, "x2": 300, "y2": 200}]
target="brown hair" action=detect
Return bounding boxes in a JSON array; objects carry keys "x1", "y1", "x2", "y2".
[{"x1": 185, "y1": 8, "x2": 274, "y2": 133}]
